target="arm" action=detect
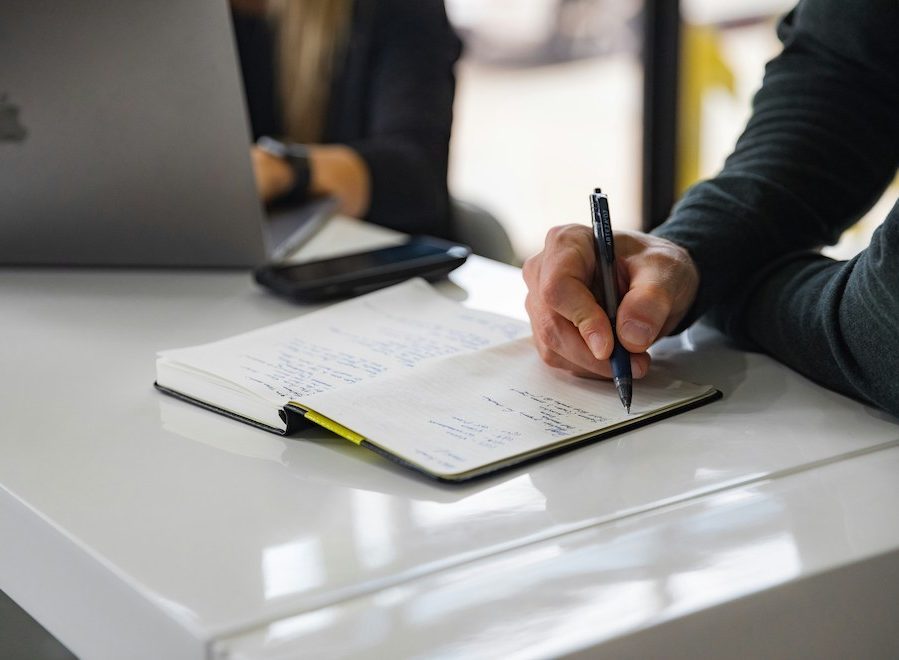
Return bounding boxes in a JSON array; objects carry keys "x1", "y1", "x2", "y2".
[
  {"x1": 247, "y1": 1, "x2": 461, "y2": 227},
  {"x1": 342, "y1": 0, "x2": 462, "y2": 238},
  {"x1": 653, "y1": 0, "x2": 899, "y2": 413},
  {"x1": 252, "y1": 143, "x2": 371, "y2": 218},
  {"x1": 737, "y1": 209, "x2": 899, "y2": 415},
  {"x1": 653, "y1": 0, "x2": 899, "y2": 326},
  {"x1": 524, "y1": 0, "x2": 899, "y2": 413}
]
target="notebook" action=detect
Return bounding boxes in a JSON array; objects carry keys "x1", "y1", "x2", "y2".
[{"x1": 155, "y1": 279, "x2": 721, "y2": 481}]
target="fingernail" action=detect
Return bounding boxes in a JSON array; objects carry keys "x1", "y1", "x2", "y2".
[
  {"x1": 620, "y1": 320, "x2": 653, "y2": 348},
  {"x1": 586, "y1": 332, "x2": 606, "y2": 360}
]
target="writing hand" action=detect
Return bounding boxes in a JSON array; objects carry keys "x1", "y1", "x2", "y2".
[{"x1": 522, "y1": 224, "x2": 699, "y2": 379}]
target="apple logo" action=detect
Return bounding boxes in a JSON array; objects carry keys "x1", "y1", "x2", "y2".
[{"x1": 0, "y1": 93, "x2": 28, "y2": 142}]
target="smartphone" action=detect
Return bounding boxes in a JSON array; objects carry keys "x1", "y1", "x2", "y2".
[{"x1": 254, "y1": 236, "x2": 471, "y2": 302}]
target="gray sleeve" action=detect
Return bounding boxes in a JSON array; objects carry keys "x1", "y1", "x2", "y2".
[
  {"x1": 650, "y1": 0, "x2": 899, "y2": 413},
  {"x1": 653, "y1": 0, "x2": 899, "y2": 327},
  {"x1": 737, "y1": 203, "x2": 899, "y2": 416}
]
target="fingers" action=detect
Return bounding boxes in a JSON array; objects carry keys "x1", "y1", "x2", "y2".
[
  {"x1": 524, "y1": 224, "x2": 699, "y2": 380},
  {"x1": 526, "y1": 329, "x2": 651, "y2": 380},
  {"x1": 523, "y1": 224, "x2": 655, "y2": 379},
  {"x1": 542, "y1": 348, "x2": 651, "y2": 381},
  {"x1": 525, "y1": 286, "x2": 609, "y2": 374},
  {"x1": 540, "y1": 225, "x2": 614, "y2": 357},
  {"x1": 615, "y1": 232, "x2": 700, "y2": 353},
  {"x1": 523, "y1": 225, "x2": 611, "y2": 368},
  {"x1": 540, "y1": 270, "x2": 615, "y2": 360},
  {"x1": 617, "y1": 282, "x2": 673, "y2": 353}
]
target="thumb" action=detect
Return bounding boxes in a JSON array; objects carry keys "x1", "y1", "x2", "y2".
[
  {"x1": 612, "y1": 232, "x2": 700, "y2": 353},
  {"x1": 616, "y1": 273, "x2": 676, "y2": 354}
]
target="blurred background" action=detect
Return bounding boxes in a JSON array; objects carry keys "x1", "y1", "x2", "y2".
[{"x1": 445, "y1": 0, "x2": 896, "y2": 262}]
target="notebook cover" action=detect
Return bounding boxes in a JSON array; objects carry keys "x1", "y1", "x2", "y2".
[{"x1": 153, "y1": 383, "x2": 312, "y2": 435}]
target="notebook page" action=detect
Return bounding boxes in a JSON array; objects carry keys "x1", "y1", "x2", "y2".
[
  {"x1": 158, "y1": 279, "x2": 529, "y2": 406},
  {"x1": 297, "y1": 337, "x2": 715, "y2": 477}
]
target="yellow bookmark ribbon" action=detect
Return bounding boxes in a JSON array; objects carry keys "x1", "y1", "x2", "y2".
[{"x1": 303, "y1": 409, "x2": 366, "y2": 446}]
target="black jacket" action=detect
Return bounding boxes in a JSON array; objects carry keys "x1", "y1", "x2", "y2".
[{"x1": 232, "y1": 0, "x2": 462, "y2": 238}]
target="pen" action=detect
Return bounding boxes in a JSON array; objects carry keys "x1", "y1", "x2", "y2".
[{"x1": 589, "y1": 188, "x2": 633, "y2": 413}]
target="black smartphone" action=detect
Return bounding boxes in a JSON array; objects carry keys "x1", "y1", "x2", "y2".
[{"x1": 254, "y1": 236, "x2": 471, "y2": 302}]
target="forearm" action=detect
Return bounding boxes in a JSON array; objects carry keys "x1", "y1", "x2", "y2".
[
  {"x1": 654, "y1": 0, "x2": 899, "y2": 325},
  {"x1": 342, "y1": 0, "x2": 459, "y2": 237},
  {"x1": 735, "y1": 203, "x2": 899, "y2": 416}
]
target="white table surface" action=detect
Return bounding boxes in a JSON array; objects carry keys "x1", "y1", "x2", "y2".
[{"x1": 2, "y1": 218, "x2": 899, "y2": 660}]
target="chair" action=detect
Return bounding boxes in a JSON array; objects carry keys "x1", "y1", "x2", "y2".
[{"x1": 450, "y1": 198, "x2": 519, "y2": 265}]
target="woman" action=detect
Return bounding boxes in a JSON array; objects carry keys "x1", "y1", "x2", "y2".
[{"x1": 231, "y1": 0, "x2": 462, "y2": 238}]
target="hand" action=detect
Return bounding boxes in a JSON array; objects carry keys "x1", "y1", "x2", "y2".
[
  {"x1": 522, "y1": 224, "x2": 699, "y2": 379},
  {"x1": 307, "y1": 145, "x2": 371, "y2": 218},
  {"x1": 250, "y1": 146, "x2": 296, "y2": 204}
]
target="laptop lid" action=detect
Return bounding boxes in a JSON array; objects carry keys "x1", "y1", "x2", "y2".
[{"x1": 0, "y1": 0, "x2": 272, "y2": 267}]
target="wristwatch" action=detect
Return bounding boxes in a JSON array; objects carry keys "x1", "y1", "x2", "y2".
[{"x1": 255, "y1": 135, "x2": 311, "y2": 203}]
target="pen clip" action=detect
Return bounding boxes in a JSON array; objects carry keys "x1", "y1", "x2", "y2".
[{"x1": 590, "y1": 190, "x2": 615, "y2": 264}]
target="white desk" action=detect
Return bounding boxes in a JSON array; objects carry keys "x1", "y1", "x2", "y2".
[{"x1": 3, "y1": 219, "x2": 899, "y2": 659}]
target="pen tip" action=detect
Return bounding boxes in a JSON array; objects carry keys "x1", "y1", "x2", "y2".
[
  {"x1": 626, "y1": 404, "x2": 631, "y2": 414},
  {"x1": 594, "y1": 187, "x2": 602, "y2": 194}
]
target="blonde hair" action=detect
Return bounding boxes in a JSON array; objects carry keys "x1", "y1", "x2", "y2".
[{"x1": 269, "y1": 0, "x2": 353, "y2": 144}]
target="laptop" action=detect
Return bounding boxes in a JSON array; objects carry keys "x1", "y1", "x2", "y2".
[{"x1": 0, "y1": 0, "x2": 327, "y2": 267}]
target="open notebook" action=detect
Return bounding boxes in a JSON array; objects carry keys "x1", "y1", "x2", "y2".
[{"x1": 156, "y1": 279, "x2": 720, "y2": 481}]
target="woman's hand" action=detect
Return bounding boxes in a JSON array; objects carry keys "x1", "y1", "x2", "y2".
[
  {"x1": 522, "y1": 224, "x2": 700, "y2": 379},
  {"x1": 251, "y1": 143, "x2": 371, "y2": 218},
  {"x1": 250, "y1": 146, "x2": 296, "y2": 204},
  {"x1": 307, "y1": 145, "x2": 371, "y2": 218}
]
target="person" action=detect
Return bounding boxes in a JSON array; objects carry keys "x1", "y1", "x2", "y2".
[
  {"x1": 523, "y1": 0, "x2": 899, "y2": 416},
  {"x1": 230, "y1": 0, "x2": 461, "y2": 238}
]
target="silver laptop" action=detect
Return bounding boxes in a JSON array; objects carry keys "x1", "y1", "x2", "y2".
[{"x1": 0, "y1": 0, "x2": 326, "y2": 267}]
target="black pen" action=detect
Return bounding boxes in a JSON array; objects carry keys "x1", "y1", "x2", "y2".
[{"x1": 589, "y1": 188, "x2": 633, "y2": 413}]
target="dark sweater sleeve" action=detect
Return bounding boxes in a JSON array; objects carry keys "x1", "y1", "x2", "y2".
[
  {"x1": 738, "y1": 205, "x2": 899, "y2": 414},
  {"x1": 652, "y1": 0, "x2": 899, "y2": 413},
  {"x1": 346, "y1": 0, "x2": 462, "y2": 238}
]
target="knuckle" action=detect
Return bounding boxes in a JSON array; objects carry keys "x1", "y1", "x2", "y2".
[
  {"x1": 545, "y1": 225, "x2": 561, "y2": 241},
  {"x1": 612, "y1": 229, "x2": 639, "y2": 253},
  {"x1": 546, "y1": 223, "x2": 590, "y2": 246},
  {"x1": 544, "y1": 225, "x2": 568, "y2": 243}
]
